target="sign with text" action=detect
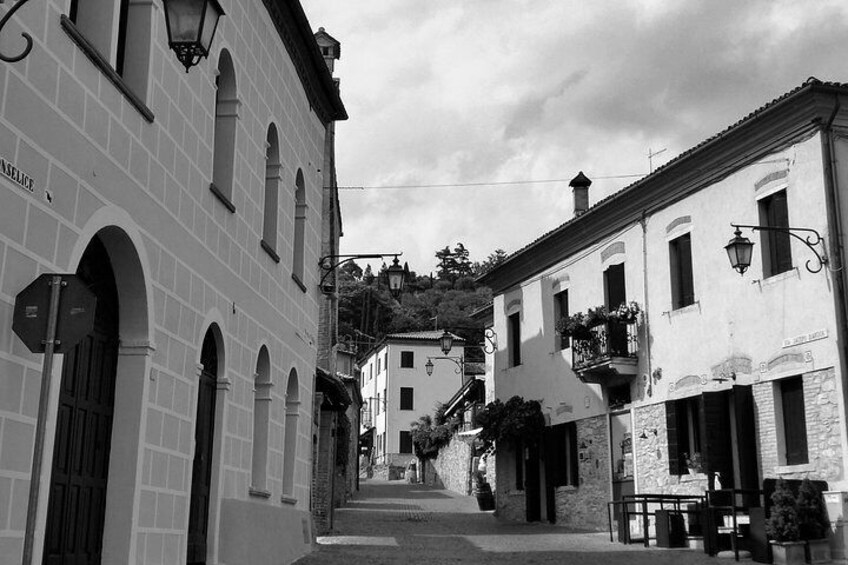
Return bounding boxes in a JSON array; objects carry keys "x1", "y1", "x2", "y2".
[
  {"x1": 782, "y1": 329, "x2": 828, "y2": 348},
  {"x1": 0, "y1": 156, "x2": 35, "y2": 194}
]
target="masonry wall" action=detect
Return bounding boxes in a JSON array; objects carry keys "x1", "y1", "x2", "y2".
[
  {"x1": 430, "y1": 435, "x2": 474, "y2": 495},
  {"x1": 556, "y1": 415, "x2": 612, "y2": 531}
]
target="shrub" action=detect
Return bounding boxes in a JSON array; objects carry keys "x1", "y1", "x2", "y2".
[
  {"x1": 766, "y1": 478, "x2": 800, "y2": 542},
  {"x1": 797, "y1": 478, "x2": 829, "y2": 540},
  {"x1": 476, "y1": 396, "x2": 545, "y2": 452}
]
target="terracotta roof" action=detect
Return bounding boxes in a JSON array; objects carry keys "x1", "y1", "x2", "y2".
[
  {"x1": 385, "y1": 331, "x2": 465, "y2": 342},
  {"x1": 478, "y1": 77, "x2": 848, "y2": 289}
]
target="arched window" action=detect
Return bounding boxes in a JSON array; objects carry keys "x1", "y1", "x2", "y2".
[
  {"x1": 251, "y1": 347, "x2": 272, "y2": 495},
  {"x1": 292, "y1": 170, "x2": 307, "y2": 286},
  {"x1": 261, "y1": 125, "x2": 282, "y2": 262},
  {"x1": 211, "y1": 50, "x2": 238, "y2": 212},
  {"x1": 282, "y1": 369, "x2": 300, "y2": 497},
  {"x1": 67, "y1": 0, "x2": 153, "y2": 103}
]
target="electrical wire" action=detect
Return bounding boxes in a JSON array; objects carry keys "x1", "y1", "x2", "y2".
[{"x1": 336, "y1": 173, "x2": 647, "y2": 190}]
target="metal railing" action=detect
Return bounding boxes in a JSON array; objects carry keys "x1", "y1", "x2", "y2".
[{"x1": 573, "y1": 321, "x2": 638, "y2": 369}]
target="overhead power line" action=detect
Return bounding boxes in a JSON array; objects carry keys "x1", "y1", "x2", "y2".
[{"x1": 337, "y1": 173, "x2": 647, "y2": 190}]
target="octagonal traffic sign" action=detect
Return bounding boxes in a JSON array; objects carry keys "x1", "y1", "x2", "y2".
[{"x1": 12, "y1": 274, "x2": 97, "y2": 353}]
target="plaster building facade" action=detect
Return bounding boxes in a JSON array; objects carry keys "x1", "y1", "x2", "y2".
[
  {"x1": 359, "y1": 331, "x2": 465, "y2": 478},
  {"x1": 478, "y1": 79, "x2": 848, "y2": 539},
  {"x1": 0, "y1": 0, "x2": 345, "y2": 563}
]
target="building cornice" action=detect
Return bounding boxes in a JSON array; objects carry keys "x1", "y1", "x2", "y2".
[
  {"x1": 261, "y1": 0, "x2": 348, "y2": 124},
  {"x1": 479, "y1": 81, "x2": 848, "y2": 294}
]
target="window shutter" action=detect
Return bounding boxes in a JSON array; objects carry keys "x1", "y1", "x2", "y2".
[
  {"x1": 666, "y1": 400, "x2": 681, "y2": 475},
  {"x1": 732, "y1": 385, "x2": 759, "y2": 492}
]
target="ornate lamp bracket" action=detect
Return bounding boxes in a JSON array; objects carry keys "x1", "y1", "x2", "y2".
[
  {"x1": 731, "y1": 223, "x2": 828, "y2": 274},
  {"x1": 0, "y1": 0, "x2": 35, "y2": 63}
]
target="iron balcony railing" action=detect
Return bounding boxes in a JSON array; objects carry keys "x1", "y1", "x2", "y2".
[{"x1": 572, "y1": 321, "x2": 638, "y2": 369}]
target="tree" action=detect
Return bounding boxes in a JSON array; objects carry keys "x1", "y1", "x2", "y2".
[{"x1": 473, "y1": 249, "x2": 507, "y2": 276}]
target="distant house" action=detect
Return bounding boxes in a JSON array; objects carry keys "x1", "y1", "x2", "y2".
[
  {"x1": 478, "y1": 78, "x2": 848, "y2": 533},
  {"x1": 359, "y1": 331, "x2": 465, "y2": 478}
]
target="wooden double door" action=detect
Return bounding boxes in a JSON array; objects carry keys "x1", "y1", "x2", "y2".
[{"x1": 43, "y1": 238, "x2": 119, "y2": 565}]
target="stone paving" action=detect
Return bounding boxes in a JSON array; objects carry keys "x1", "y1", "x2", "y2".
[{"x1": 294, "y1": 479, "x2": 725, "y2": 564}]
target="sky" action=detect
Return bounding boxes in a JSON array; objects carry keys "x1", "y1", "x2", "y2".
[{"x1": 302, "y1": 0, "x2": 848, "y2": 276}]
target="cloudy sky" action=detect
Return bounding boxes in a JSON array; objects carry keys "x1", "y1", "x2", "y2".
[{"x1": 303, "y1": 0, "x2": 848, "y2": 275}]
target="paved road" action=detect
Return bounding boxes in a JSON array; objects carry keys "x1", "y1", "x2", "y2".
[{"x1": 295, "y1": 479, "x2": 723, "y2": 564}]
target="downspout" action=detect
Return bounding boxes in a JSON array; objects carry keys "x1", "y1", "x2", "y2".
[
  {"x1": 636, "y1": 211, "x2": 653, "y2": 496},
  {"x1": 821, "y1": 95, "x2": 848, "y2": 486}
]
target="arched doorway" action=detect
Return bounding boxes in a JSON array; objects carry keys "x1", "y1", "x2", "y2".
[
  {"x1": 188, "y1": 329, "x2": 220, "y2": 565},
  {"x1": 43, "y1": 236, "x2": 120, "y2": 564}
]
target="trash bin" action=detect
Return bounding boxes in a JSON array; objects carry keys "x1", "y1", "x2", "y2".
[{"x1": 656, "y1": 509, "x2": 686, "y2": 547}]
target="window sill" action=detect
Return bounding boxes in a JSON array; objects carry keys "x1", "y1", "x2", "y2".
[
  {"x1": 680, "y1": 472, "x2": 708, "y2": 482},
  {"x1": 759, "y1": 268, "x2": 800, "y2": 287},
  {"x1": 280, "y1": 495, "x2": 298, "y2": 505},
  {"x1": 291, "y1": 273, "x2": 307, "y2": 292},
  {"x1": 248, "y1": 487, "x2": 271, "y2": 499},
  {"x1": 209, "y1": 183, "x2": 236, "y2": 213},
  {"x1": 60, "y1": 16, "x2": 154, "y2": 123},
  {"x1": 776, "y1": 463, "x2": 814, "y2": 474},
  {"x1": 556, "y1": 485, "x2": 578, "y2": 492},
  {"x1": 664, "y1": 301, "x2": 700, "y2": 318},
  {"x1": 260, "y1": 240, "x2": 280, "y2": 263}
]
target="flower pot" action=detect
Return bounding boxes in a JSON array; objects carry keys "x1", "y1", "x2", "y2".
[
  {"x1": 771, "y1": 541, "x2": 807, "y2": 565},
  {"x1": 806, "y1": 538, "x2": 832, "y2": 564}
]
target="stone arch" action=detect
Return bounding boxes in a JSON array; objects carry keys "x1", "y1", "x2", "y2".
[
  {"x1": 292, "y1": 169, "x2": 307, "y2": 284},
  {"x1": 261, "y1": 124, "x2": 282, "y2": 260},
  {"x1": 211, "y1": 49, "x2": 239, "y2": 210},
  {"x1": 41, "y1": 221, "x2": 152, "y2": 564}
]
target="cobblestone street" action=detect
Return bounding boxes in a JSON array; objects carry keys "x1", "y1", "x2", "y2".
[{"x1": 295, "y1": 479, "x2": 722, "y2": 564}]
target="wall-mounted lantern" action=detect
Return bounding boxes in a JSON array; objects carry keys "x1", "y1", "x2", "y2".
[{"x1": 163, "y1": 0, "x2": 225, "y2": 72}]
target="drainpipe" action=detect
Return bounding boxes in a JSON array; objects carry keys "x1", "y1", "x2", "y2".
[
  {"x1": 820, "y1": 95, "x2": 848, "y2": 486},
  {"x1": 636, "y1": 211, "x2": 653, "y2": 496}
]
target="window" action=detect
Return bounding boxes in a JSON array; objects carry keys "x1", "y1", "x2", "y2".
[
  {"x1": 376, "y1": 357, "x2": 381, "y2": 374},
  {"x1": 554, "y1": 290, "x2": 569, "y2": 350},
  {"x1": 778, "y1": 376, "x2": 808, "y2": 465},
  {"x1": 666, "y1": 396, "x2": 702, "y2": 475},
  {"x1": 759, "y1": 190, "x2": 792, "y2": 276},
  {"x1": 669, "y1": 233, "x2": 695, "y2": 309},
  {"x1": 211, "y1": 51, "x2": 238, "y2": 212},
  {"x1": 261, "y1": 125, "x2": 282, "y2": 261},
  {"x1": 292, "y1": 169, "x2": 307, "y2": 284},
  {"x1": 399, "y1": 431, "x2": 413, "y2": 454},
  {"x1": 375, "y1": 393, "x2": 381, "y2": 415},
  {"x1": 251, "y1": 348, "x2": 271, "y2": 493},
  {"x1": 508, "y1": 312, "x2": 521, "y2": 367},
  {"x1": 549, "y1": 422, "x2": 578, "y2": 487},
  {"x1": 400, "y1": 387, "x2": 414, "y2": 410},
  {"x1": 400, "y1": 351, "x2": 414, "y2": 368},
  {"x1": 68, "y1": 0, "x2": 153, "y2": 100}
]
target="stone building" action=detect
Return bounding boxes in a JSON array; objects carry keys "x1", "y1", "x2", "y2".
[
  {"x1": 0, "y1": 0, "x2": 345, "y2": 563},
  {"x1": 478, "y1": 78, "x2": 848, "y2": 535}
]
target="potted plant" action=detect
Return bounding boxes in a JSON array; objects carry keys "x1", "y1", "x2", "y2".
[
  {"x1": 767, "y1": 478, "x2": 805, "y2": 565},
  {"x1": 797, "y1": 478, "x2": 831, "y2": 564},
  {"x1": 684, "y1": 452, "x2": 705, "y2": 475}
]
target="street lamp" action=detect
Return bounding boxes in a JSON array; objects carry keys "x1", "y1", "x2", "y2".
[
  {"x1": 163, "y1": 0, "x2": 225, "y2": 72},
  {"x1": 725, "y1": 223, "x2": 827, "y2": 275},
  {"x1": 318, "y1": 253, "x2": 405, "y2": 297}
]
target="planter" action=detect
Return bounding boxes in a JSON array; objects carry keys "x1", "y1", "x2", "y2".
[
  {"x1": 771, "y1": 541, "x2": 807, "y2": 565},
  {"x1": 806, "y1": 538, "x2": 832, "y2": 564},
  {"x1": 475, "y1": 482, "x2": 495, "y2": 511}
]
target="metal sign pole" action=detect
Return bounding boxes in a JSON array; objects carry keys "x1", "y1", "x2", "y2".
[{"x1": 22, "y1": 275, "x2": 64, "y2": 565}]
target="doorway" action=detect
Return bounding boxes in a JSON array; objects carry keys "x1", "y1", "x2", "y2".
[
  {"x1": 43, "y1": 237, "x2": 120, "y2": 565},
  {"x1": 604, "y1": 263, "x2": 628, "y2": 354},
  {"x1": 187, "y1": 331, "x2": 219, "y2": 565},
  {"x1": 610, "y1": 410, "x2": 634, "y2": 516}
]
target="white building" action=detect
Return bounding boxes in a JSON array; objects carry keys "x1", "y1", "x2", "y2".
[
  {"x1": 359, "y1": 331, "x2": 465, "y2": 476},
  {"x1": 478, "y1": 78, "x2": 848, "y2": 549},
  {"x1": 0, "y1": 0, "x2": 345, "y2": 563}
]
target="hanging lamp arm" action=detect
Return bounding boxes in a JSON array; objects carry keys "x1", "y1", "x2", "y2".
[{"x1": 0, "y1": 0, "x2": 34, "y2": 62}]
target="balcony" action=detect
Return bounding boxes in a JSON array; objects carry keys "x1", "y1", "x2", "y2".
[{"x1": 572, "y1": 321, "x2": 638, "y2": 385}]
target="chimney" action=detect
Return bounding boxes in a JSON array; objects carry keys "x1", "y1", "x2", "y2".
[
  {"x1": 314, "y1": 27, "x2": 341, "y2": 75},
  {"x1": 569, "y1": 171, "x2": 592, "y2": 217}
]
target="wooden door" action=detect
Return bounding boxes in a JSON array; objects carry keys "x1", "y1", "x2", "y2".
[
  {"x1": 44, "y1": 237, "x2": 119, "y2": 565},
  {"x1": 701, "y1": 390, "x2": 733, "y2": 489},
  {"x1": 187, "y1": 333, "x2": 218, "y2": 565},
  {"x1": 604, "y1": 264, "x2": 628, "y2": 355}
]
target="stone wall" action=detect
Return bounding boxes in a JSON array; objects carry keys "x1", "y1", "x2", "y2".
[
  {"x1": 556, "y1": 415, "x2": 612, "y2": 530},
  {"x1": 754, "y1": 368, "x2": 843, "y2": 483},
  {"x1": 634, "y1": 404, "x2": 709, "y2": 495},
  {"x1": 493, "y1": 447, "x2": 526, "y2": 522},
  {"x1": 429, "y1": 435, "x2": 475, "y2": 495}
]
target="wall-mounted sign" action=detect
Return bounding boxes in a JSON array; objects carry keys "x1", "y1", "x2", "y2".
[
  {"x1": 0, "y1": 157, "x2": 35, "y2": 194},
  {"x1": 782, "y1": 329, "x2": 828, "y2": 348}
]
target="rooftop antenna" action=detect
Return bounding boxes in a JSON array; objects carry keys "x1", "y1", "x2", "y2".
[{"x1": 647, "y1": 147, "x2": 667, "y2": 173}]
